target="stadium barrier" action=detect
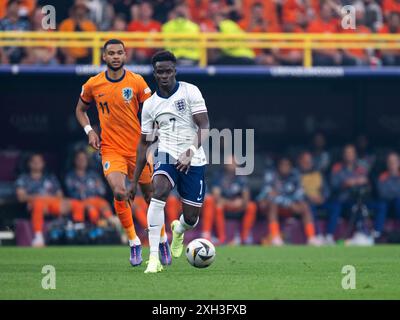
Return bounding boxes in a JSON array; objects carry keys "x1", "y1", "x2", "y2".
[
  {"x1": 2, "y1": 65, "x2": 400, "y2": 77},
  {"x1": 1, "y1": 31, "x2": 400, "y2": 67}
]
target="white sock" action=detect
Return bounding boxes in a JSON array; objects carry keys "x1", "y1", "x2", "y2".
[
  {"x1": 147, "y1": 198, "x2": 166, "y2": 258},
  {"x1": 34, "y1": 232, "x2": 43, "y2": 239},
  {"x1": 128, "y1": 236, "x2": 141, "y2": 247},
  {"x1": 175, "y1": 214, "x2": 199, "y2": 235}
]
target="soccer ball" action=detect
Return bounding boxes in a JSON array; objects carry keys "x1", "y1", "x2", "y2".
[{"x1": 185, "y1": 238, "x2": 216, "y2": 268}]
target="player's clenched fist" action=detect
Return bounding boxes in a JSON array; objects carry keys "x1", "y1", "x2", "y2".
[
  {"x1": 88, "y1": 130, "x2": 101, "y2": 150},
  {"x1": 176, "y1": 148, "x2": 194, "y2": 174},
  {"x1": 128, "y1": 183, "x2": 137, "y2": 201}
]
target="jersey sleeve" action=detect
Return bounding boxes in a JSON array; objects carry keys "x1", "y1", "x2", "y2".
[
  {"x1": 188, "y1": 84, "x2": 207, "y2": 115},
  {"x1": 141, "y1": 101, "x2": 154, "y2": 135},
  {"x1": 136, "y1": 75, "x2": 152, "y2": 103},
  {"x1": 80, "y1": 78, "x2": 94, "y2": 104}
]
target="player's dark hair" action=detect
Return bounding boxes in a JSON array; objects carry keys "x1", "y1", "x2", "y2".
[
  {"x1": 103, "y1": 39, "x2": 125, "y2": 52},
  {"x1": 151, "y1": 50, "x2": 177, "y2": 67}
]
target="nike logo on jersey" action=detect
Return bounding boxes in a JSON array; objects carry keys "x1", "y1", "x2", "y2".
[{"x1": 98, "y1": 93, "x2": 105, "y2": 97}]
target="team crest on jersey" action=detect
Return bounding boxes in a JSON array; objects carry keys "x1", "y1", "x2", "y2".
[
  {"x1": 174, "y1": 99, "x2": 186, "y2": 112},
  {"x1": 104, "y1": 161, "x2": 110, "y2": 171},
  {"x1": 122, "y1": 87, "x2": 133, "y2": 102}
]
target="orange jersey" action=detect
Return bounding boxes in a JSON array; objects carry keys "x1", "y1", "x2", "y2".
[{"x1": 80, "y1": 69, "x2": 152, "y2": 156}]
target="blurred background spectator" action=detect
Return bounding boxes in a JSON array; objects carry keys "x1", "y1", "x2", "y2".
[
  {"x1": 161, "y1": 2, "x2": 200, "y2": 65},
  {"x1": 59, "y1": 1, "x2": 97, "y2": 64},
  {"x1": 210, "y1": 155, "x2": 257, "y2": 245},
  {"x1": 127, "y1": 1, "x2": 161, "y2": 64},
  {"x1": 0, "y1": 0, "x2": 400, "y2": 66},
  {"x1": 0, "y1": 0, "x2": 31, "y2": 64},
  {"x1": 15, "y1": 153, "x2": 84, "y2": 247},
  {"x1": 258, "y1": 157, "x2": 321, "y2": 246}
]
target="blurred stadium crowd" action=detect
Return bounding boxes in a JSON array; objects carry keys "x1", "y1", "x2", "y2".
[
  {"x1": 0, "y1": 0, "x2": 400, "y2": 66},
  {"x1": 4, "y1": 132, "x2": 400, "y2": 247}
]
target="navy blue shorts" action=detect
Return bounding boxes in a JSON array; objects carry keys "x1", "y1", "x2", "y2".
[{"x1": 153, "y1": 152, "x2": 206, "y2": 207}]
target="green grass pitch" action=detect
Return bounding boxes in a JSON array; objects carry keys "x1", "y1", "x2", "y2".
[{"x1": 1, "y1": 245, "x2": 400, "y2": 300}]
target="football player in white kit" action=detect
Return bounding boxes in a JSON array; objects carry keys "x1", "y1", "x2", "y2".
[{"x1": 130, "y1": 51, "x2": 210, "y2": 273}]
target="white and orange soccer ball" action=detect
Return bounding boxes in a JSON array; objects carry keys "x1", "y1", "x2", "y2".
[{"x1": 185, "y1": 238, "x2": 216, "y2": 268}]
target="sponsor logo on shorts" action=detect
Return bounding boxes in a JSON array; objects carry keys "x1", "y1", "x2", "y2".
[
  {"x1": 104, "y1": 161, "x2": 110, "y2": 171},
  {"x1": 154, "y1": 161, "x2": 161, "y2": 170}
]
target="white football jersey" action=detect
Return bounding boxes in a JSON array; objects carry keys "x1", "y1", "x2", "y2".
[{"x1": 141, "y1": 81, "x2": 208, "y2": 166}]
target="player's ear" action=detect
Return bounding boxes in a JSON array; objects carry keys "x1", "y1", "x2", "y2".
[{"x1": 102, "y1": 49, "x2": 106, "y2": 62}]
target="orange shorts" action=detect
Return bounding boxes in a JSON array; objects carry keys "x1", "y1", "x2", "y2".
[
  {"x1": 278, "y1": 206, "x2": 295, "y2": 217},
  {"x1": 101, "y1": 153, "x2": 153, "y2": 184},
  {"x1": 29, "y1": 196, "x2": 62, "y2": 214},
  {"x1": 83, "y1": 196, "x2": 111, "y2": 210}
]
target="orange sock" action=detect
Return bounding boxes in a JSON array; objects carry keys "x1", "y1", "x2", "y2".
[
  {"x1": 114, "y1": 199, "x2": 136, "y2": 240},
  {"x1": 201, "y1": 196, "x2": 215, "y2": 238},
  {"x1": 305, "y1": 222, "x2": 316, "y2": 239},
  {"x1": 241, "y1": 201, "x2": 257, "y2": 242},
  {"x1": 31, "y1": 198, "x2": 45, "y2": 233},
  {"x1": 133, "y1": 197, "x2": 148, "y2": 229},
  {"x1": 160, "y1": 224, "x2": 166, "y2": 238},
  {"x1": 102, "y1": 209, "x2": 113, "y2": 219},
  {"x1": 88, "y1": 207, "x2": 100, "y2": 224},
  {"x1": 71, "y1": 199, "x2": 85, "y2": 222},
  {"x1": 215, "y1": 206, "x2": 226, "y2": 243},
  {"x1": 269, "y1": 221, "x2": 280, "y2": 238}
]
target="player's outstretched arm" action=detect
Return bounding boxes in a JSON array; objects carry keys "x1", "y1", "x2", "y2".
[
  {"x1": 176, "y1": 112, "x2": 210, "y2": 173},
  {"x1": 75, "y1": 98, "x2": 100, "y2": 150},
  {"x1": 129, "y1": 134, "x2": 153, "y2": 200}
]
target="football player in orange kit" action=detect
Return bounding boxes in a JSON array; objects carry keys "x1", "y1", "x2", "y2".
[{"x1": 75, "y1": 39, "x2": 171, "y2": 266}]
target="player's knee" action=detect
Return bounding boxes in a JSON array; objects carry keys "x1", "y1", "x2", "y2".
[
  {"x1": 143, "y1": 192, "x2": 152, "y2": 204},
  {"x1": 153, "y1": 187, "x2": 169, "y2": 202},
  {"x1": 113, "y1": 186, "x2": 128, "y2": 201}
]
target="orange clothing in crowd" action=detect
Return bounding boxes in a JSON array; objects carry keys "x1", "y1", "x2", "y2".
[
  {"x1": 241, "y1": 0, "x2": 279, "y2": 29},
  {"x1": 383, "y1": 0, "x2": 400, "y2": 15},
  {"x1": 341, "y1": 25, "x2": 371, "y2": 59},
  {"x1": 59, "y1": 18, "x2": 97, "y2": 59},
  {"x1": 378, "y1": 24, "x2": 400, "y2": 54},
  {"x1": 278, "y1": 25, "x2": 304, "y2": 58},
  {"x1": 307, "y1": 18, "x2": 339, "y2": 55},
  {"x1": 0, "y1": 0, "x2": 36, "y2": 19},
  {"x1": 127, "y1": 19, "x2": 161, "y2": 58},
  {"x1": 307, "y1": 18, "x2": 338, "y2": 33},
  {"x1": 186, "y1": 0, "x2": 210, "y2": 23},
  {"x1": 238, "y1": 19, "x2": 281, "y2": 56},
  {"x1": 282, "y1": 0, "x2": 319, "y2": 24}
]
